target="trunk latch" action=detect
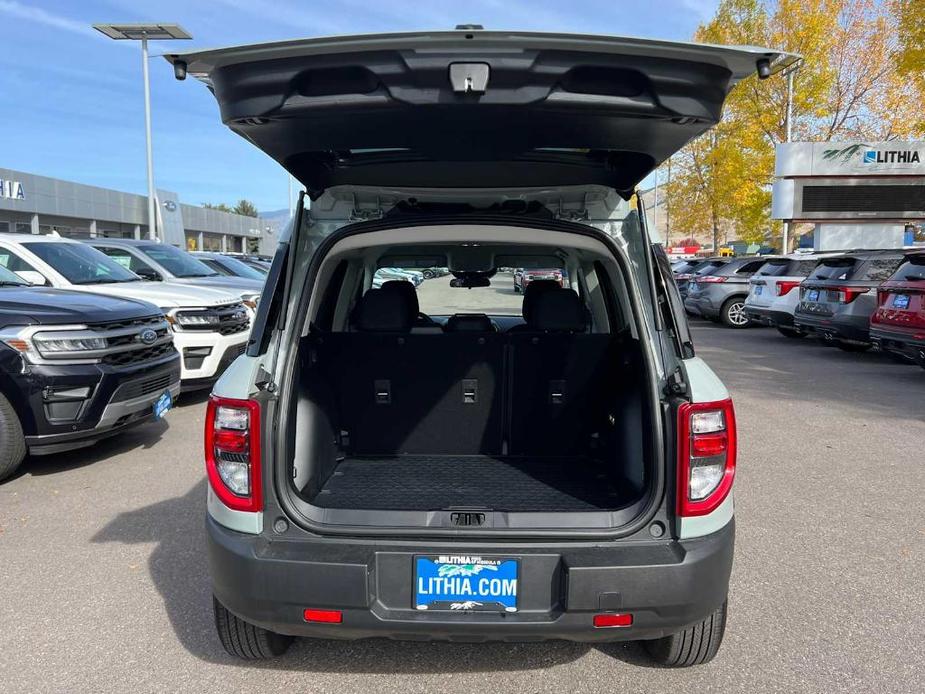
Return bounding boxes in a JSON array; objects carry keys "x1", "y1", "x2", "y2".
[
  {"x1": 449, "y1": 63, "x2": 490, "y2": 93},
  {"x1": 450, "y1": 511, "x2": 486, "y2": 527}
]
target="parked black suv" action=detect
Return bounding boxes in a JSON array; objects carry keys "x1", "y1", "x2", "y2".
[{"x1": 0, "y1": 265, "x2": 181, "y2": 480}]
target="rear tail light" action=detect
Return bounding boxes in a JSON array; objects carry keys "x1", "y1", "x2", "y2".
[
  {"x1": 677, "y1": 399, "x2": 736, "y2": 517},
  {"x1": 776, "y1": 280, "x2": 801, "y2": 296},
  {"x1": 696, "y1": 276, "x2": 728, "y2": 284},
  {"x1": 205, "y1": 396, "x2": 262, "y2": 512},
  {"x1": 303, "y1": 608, "x2": 343, "y2": 624},
  {"x1": 593, "y1": 613, "x2": 633, "y2": 628},
  {"x1": 832, "y1": 286, "x2": 868, "y2": 303}
]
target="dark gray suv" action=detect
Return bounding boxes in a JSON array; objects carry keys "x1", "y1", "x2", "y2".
[{"x1": 684, "y1": 257, "x2": 771, "y2": 328}]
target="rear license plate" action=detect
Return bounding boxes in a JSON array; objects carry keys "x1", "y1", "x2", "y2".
[
  {"x1": 892, "y1": 294, "x2": 910, "y2": 309},
  {"x1": 754, "y1": 285, "x2": 763, "y2": 295},
  {"x1": 807, "y1": 289, "x2": 820, "y2": 301},
  {"x1": 152, "y1": 390, "x2": 172, "y2": 419},
  {"x1": 414, "y1": 556, "x2": 518, "y2": 612}
]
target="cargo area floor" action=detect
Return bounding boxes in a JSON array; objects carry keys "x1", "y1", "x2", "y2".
[{"x1": 310, "y1": 455, "x2": 631, "y2": 512}]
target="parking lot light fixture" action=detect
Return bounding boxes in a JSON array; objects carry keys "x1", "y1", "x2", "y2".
[{"x1": 92, "y1": 23, "x2": 192, "y2": 241}]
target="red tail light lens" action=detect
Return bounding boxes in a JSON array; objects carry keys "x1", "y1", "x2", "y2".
[
  {"x1": 594, "y1": 613, "x2": 633, "y2": 628},
  {"x1": 697, "y1": 276, "x2": 728, "y2": 284},
  {"x1": 205, "y1": 396, "x2": 262, "y2": 512},
  {"x1": 303, "y1": 608, "x2": 343, "y2": 624},
  {"x1": 677, "y1": 399, "x2": 736, "y2": 518},
  {"x1": 776, "y1": 280, "x2": 800, "y2": 296},
  {"x1": 833, "y1": 286, "x2": 867, "y2": 303}
]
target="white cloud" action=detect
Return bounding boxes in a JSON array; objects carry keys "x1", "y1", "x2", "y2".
[{"x1": 0, "y1": 0, "x2": 97, "y2": 37}]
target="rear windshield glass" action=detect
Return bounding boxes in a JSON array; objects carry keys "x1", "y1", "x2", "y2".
[
  {"x1": 887, "y1": 256, "x2": 925, "y2": 282},
  {"x1": 808, "y1": 259, "x2": 857, "y2": 281},
  {"x1": 694, "y1": 261, "x2": 726, "y2": 276},
  {"x1": 384, "y1": 267, "x2": 575, "y2": 316},
  {"x1": 757, "y1": 258, "x2": 819, "y2": 277},
  {"x1": 672, "y1": 261, "x2": 701, "y2": 274},
  {"x1": 857, "y1": 256, "x2": 905, "y2": 282}
]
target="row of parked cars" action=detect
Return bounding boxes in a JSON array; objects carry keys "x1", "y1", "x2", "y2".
[
  {"x1": 672, "y1": 249, "x2": 925, "y2": 368},
  {"x1": 0, "y1": 233, "x2": 268, "y2": 481}
]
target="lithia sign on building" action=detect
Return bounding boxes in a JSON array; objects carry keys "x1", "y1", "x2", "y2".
[{"x1": 0, "y1": 179, "x2": 25, "y2": 200}]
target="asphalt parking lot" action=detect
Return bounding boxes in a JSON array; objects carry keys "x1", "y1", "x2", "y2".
[{"x1": 1, "y1": 282, "x2": 923, "y2": 693}]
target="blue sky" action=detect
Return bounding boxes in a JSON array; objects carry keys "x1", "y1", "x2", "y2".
[{"x1": 0, "y1": 0, "x2": 717, "y2": 212}]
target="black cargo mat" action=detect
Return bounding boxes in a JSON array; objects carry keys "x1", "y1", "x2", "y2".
[{"x1": 310, "y1": 455, "x2": 631, "y2": 512}]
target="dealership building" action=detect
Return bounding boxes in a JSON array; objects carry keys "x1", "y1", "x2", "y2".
[
  {"x1": 772, "y1": 141, "x2": 925, "y2": 250},
  {"x1": 0, "y1": 167, "x2": 279, "y2": 255}
]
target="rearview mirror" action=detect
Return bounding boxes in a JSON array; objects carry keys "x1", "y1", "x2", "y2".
[
  {"x1": 15, "y1": 270, "x2": 48, "y2": 286},
  {"x1": 450, "y1": 273, "x2": 492, "y2": 289}
]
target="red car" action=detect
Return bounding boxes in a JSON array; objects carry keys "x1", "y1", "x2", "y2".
[
  {"x1": 513, "y1": 268, "x2": 564, "y2": 293},
  {"x1": 870, "y1": 251, "x2": 925, "y2": 369}
]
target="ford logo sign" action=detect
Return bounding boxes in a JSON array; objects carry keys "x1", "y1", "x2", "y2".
[
  {"x1": 139, "y1": 328, "x2": 158, "y2": 345},
  {"x1": 163, "y1": 200, "x2": 177, "y2": 212}
]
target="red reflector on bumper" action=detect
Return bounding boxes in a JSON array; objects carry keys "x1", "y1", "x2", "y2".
[
  {"x1": 593, "y1": 613, "x2": 633, "y2": 628},
  {"x1": 303, "y1": 608, "x2": 343, "y2": 624}
]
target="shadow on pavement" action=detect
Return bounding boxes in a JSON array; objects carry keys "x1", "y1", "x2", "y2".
[
  {"x1": 89, "y1": 479, "x2": 662, "y2": 673},
  {"x1": 14, "y1": 417, "x2": 170, "y2": 479}
]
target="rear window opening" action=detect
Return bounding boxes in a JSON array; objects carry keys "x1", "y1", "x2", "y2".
[{"x1": 276, "y1": 223, "x2": 660, "y2": 535}]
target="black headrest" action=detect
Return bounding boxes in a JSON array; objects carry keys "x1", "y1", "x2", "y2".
[
  {"x1": 528, "y1": 288, "x2": 588, "y2": 332},
  {"x1": 444, "y1": 313, "x2": 495, "y2": 333},
  {"x1": 521, "y1": 279, "x2": 562, "y2": 323},
  {"x1": 380, "y1": 279, "x2": 420, "y2": 314},
  {"x1": 352, "y1": 288, "x2": 414, "y2": 332}
]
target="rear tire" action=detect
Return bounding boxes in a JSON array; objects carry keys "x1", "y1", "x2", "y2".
[
  {"x1": 0, "y1": 392, "x2": 26, "y2": 482},
  {"x1": 644, "y1": 599, "x2": 727, "y2": 667},
  {"x1": 836, "y1": 341, "x2": 872, "y2": 352},
  {"x1": 720, "y1": 298, "x2": 750, "y2": 328},
  {"x1": 213, "y1": 596, "x2": 293, "y2": 659},
  {"x1": 776, "y1": 326, "x2": 804, "y2": 339}
]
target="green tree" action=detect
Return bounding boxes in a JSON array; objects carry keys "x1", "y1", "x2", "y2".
[
  {"x1": 202, "y1": 202, "x2": 233, "y2": 213},
  {"x1": 232, "y1": 199, "x2": 259, "y2": 218}
]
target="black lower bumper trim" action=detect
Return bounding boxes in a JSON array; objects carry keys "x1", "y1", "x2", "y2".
[{"x1": 208, "y1": 516, "x2": 734, "y2": 642}]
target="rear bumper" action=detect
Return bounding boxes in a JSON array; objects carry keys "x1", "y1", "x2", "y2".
[
  {"x1": 793, "y1": 313, "x2": 870, "y2": 343},
  {"x1": 870, "y1": 326, "x2": 925, "y2": 364},
  {"x1": 744, "y1": 305, "x2": 794, "y2": 327},
  {"x1": 208, "y1": 516, "x2": 734, "y2": 642},
  {"x1": 684, "y1": 295, "x2": 718, "y2": 318}
]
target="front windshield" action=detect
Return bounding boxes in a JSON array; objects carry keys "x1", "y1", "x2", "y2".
[
  {"x1": 215, "y1": 256, "x2": 266, "y2": 280},
  {"x1": 139, "y1": 244, "x2": 219, "y2": 278},
  {"x1": 23, "y1": 242, "x2": 140, "y2": 285},
  {"x1": 0, "y1": 264, "x2": 27, "y2": 285}
]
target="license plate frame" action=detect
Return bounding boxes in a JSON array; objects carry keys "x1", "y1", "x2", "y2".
[
  {"x1": 754, "y1": 285, "x2": 763, "y2": 296},
  {"x1": 892, "y1": 294, "x2": 910, "y2": 309},
  {"x1": 414, "y1": 555, "x2": 519, "y2": 613},
  {"x1": 806, "y1": 289, "x2": 820, "y2": 302}
]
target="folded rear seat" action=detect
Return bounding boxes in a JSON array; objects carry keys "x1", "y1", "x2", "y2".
[
  {"x1": 315, "y1": 288, "x2": 504, "y2": 455},
  {"x1": 507, "y1": 287, "x2": 616, "y2": 456}
]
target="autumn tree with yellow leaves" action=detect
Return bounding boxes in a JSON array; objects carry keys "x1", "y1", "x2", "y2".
[{"x1": 663, "y1": 0, "x2": 925, "y2": 251}]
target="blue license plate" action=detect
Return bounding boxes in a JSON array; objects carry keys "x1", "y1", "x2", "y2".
[
  {"x1": 152, "y1": 390, "x2": 172, "y2": 419},
  {"x1": 892, "y1": 294, "x2": 910, "y2": 309},
  {"x1": 414, "y1": 556, "x2": 518, "y2": 612},
  {"x1": 754, "y1": 285, "x2": 763, "y2": 295},
  {"x1": 807, "y1": 289, "x2": 820, "y2": 301}
]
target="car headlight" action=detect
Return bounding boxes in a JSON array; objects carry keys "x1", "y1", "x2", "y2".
[
  {"x1": 175, "y1": 312, "x2": 220, "y2": 327},
  {"x1": 33, "y1": 336, "x2": 107, "y2": 355}
]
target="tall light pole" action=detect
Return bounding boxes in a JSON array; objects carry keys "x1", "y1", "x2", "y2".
[
  {"x1": 93, "y1": 23, "x2": 192, "y2": 241},
  {"x1": 781, "y1": 59, "x2": 803, "y2": 254}
]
